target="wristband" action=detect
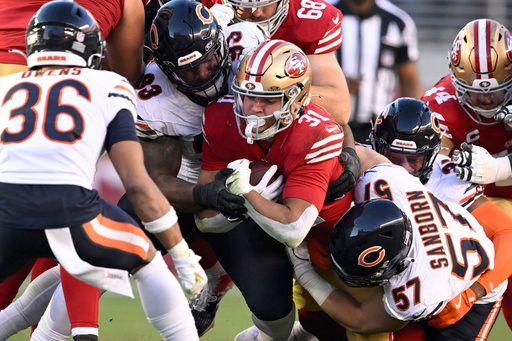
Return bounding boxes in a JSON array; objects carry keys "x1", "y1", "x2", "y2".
[
  {"x1": 142, "y1": 207, "x2": 178, "y2": 234},
  {"x1": 301, "y1": 270, "x2": 336, "y2": 306},
  {"x1": 168, "y1": 239, "x2": 189, "y2": 259}
]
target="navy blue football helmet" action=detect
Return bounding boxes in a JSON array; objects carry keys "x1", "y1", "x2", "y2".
[
  {"x1": 370, "y1": 97, "x2": 442, "y2": 184},
  {"x1": 329, "y1": 199, "x2": 413, "y2": 287},
  {"x1": 150, "y1": 0, "x2": 230, "y2": 106},
  {"x1": 26, "y1": 0, "x2": 104, "y2": 70}
]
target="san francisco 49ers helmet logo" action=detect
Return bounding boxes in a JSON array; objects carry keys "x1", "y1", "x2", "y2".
[
  {"x1": 505, "y1": 31, "x2": 512, "y2": 62},
  {"x1": 285, "y1": 52, "x2": 308, "y2": 78},
  {"x1": 450, "y1": 34, "x2": 462, "y2": 66},
  {"x1": 358, "y1": 246, "x2": 386, "y2": 267}
]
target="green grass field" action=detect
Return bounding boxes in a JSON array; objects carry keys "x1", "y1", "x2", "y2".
[{"x1": 9, "y1": 286, "x2": 511, "y2": 340}]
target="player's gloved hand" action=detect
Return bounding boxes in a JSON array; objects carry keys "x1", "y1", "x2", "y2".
[
  {"x1": 428, "y1": 287, "x2": 477, "y2": 329},
  {"x1": 209, "y1": 4, "x2": 234, "y2": 29},
  {"x1": 168, "y1": 239, "x2": 207, "y2": 300},
  {"x1": 193, "y1": 168, "x2": 247, "y2": 218},
  {"x1": 286, "y1": 242, "x2": 335, "y2": 306},
  {"x1": 226, "y1": 159, "x2": 253, "y2": 195},
  {"x1": 452, "y1": 142, "x2": 512, "y2": 184},
  {"x1": 325, "y1": 147, "x2": 360, "y2": 203},
  {"x1": 254, "y1": 165, "x2": 284, "y2": 201},
  {"x1": 494, "y1": 104, "x2": 512, "y2": 130}
]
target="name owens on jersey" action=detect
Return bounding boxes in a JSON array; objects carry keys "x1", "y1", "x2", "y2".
[{"x1": 355, "y1": 164, "x2": 504, "y2": 321}]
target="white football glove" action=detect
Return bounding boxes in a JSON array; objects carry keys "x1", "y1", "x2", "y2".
[
  {"x1": 168, "y1": 239, "x2": 207, "y2": 300},
  {"x1": 226, "y1": 159, "x2": 284, "y2": 200},
  {"x1": 494, "y1": 105, "x2": 512, "y2": 130},
  {"x1": 452, "y1": 143, "x2": 512, "y2": 184},
  {"x1": 286, "y1": 242, "x2": 334, "y2": 306},
  {"x1": 209, "y1": 4, "x2": 234, "y2": 29},
  {"x1": 226, "y1": 159, "x2": 253, "y2": 195}
]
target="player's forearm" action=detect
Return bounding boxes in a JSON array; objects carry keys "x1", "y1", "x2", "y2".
[
  {"x1": 153, "y1": 174, "x2": 201, "y2": 213},
  {"x1": 244, "y1": 192, "x2": 317, "y2": 247}
]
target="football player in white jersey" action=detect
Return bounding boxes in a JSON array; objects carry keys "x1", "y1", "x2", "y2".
[
  {"x1": 287, "y1": 146, "x2": 507, "y2": 340},
  {"x1": 128, "y1": 0, "x2": 270, "y2": 335},
  {"x1": 0, "y1": 1, "x2": 206, "y2": 340},
  {"x1": 369, "y1": 98, "x2": 512, "y2": 333},
  {"x1": 0, "y1": 1, "x2": 271, "y2": 339}
]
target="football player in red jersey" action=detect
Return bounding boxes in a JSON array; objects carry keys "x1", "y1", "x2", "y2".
[
  {"x1": 195, "y1": 39, "x2": 353, "y2": 340},
  {"x1": 421, "y1": 18, "x2": 512, "y2": 330},
  {"x1": 202, "y1": 0, "x2": 351, "y2": 125}
]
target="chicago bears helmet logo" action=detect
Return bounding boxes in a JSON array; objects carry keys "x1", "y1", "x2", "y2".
[
  {"x1": 285, "y1": 53, "x2": 308, "y2": 78},
  {"x1": 450, "y1": 34, "x2": 462, "y2": 66},
  {"x1": 358, "y1": 246, "x2": 386, "y2": 267},
  {"x1": 150, "y1": 23, "x2": 158, "y2": 50},
  {"x1": 196, "y1": 4, "x2": 213, "y2": 25},
  {"x1": 431, "y1": 114, "x2": 442, "y2": 134}
]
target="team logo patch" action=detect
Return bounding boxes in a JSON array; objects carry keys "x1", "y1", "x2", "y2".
[
  {"x1": 285, "y1": 53, "x2": 308, "y2": 78},
  {"x1": 431, "y1": 114, "x2": 442, "y2": 134},
  {"x1": 245, "y1": 82, "x2": 256, "y2": 90},
  {"x1": 150, "y1": 23, "x2": 158, "y2": 50},
  {"x1": 76, "y1": 32, "x2": 85, "y2": 43},
  {"x1": 196, "y1": 4, "x2": 213, "y2": 25},
  {"x1": 450, "y1": 34, "x2": 462, "y2": 66},
  {"x1": 479, "y1": 80, "x2": 491, "y2": 88},
  {"x1": 358, "y1": 246, "x2": 385, "y2": 267},
  {"x1": 505, "y1": 31, "x2": 512, "y2": 62}
]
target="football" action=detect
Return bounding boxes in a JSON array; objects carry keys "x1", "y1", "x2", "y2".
[{"x1": 249, "y1": 160, "x2": 281, "y2": 186}]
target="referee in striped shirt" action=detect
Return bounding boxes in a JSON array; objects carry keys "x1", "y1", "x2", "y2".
[{"x1": 331, "y1": 0, "x2": 423, "y2": 142}]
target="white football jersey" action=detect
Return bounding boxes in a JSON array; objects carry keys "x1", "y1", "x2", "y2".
[
  {"x1": 0, "y1": 68, "x2": 136, "y2": 190},
  {"x1": 426, "y1": 155, "x2": 483, "y2": 208},
  {"x1": 355, "y1": 164, "x2": 504, "y2": 321},
  {"x1": 135, "y1": 22, "x2": 269, "y2": 183}
]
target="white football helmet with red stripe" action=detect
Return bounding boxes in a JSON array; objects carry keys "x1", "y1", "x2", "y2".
[
  {"x1": 449, "y1": 19, "x2": 512, "y2": 122},
  {"x1": 232, "y1": 40, "x2": 311, "y2": 143}
]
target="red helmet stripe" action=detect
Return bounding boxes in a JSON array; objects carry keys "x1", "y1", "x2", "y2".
[
  {"x1": 485, "y1": 19, "x2": 494, "y2": 78},
  {"x1": 245, "y1": 40, "x2": 283, "y2": 83},
  {"x1": 473, "y1": 20, "x2": 481, "y2": 78}
]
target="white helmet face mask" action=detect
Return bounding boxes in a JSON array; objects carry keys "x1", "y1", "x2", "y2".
[
  {"x1": 224, "y1": 0, "x2": 289, "y2": 35},
  {"x1": 233, "y1": 85, "x2": 300, "y2": 144}
]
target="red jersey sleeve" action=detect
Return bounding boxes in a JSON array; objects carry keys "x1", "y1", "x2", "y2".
[
  {"x1": 201, "y1": 100, "x2": 234, "y2": 171},
  {"x1": 202, "y1": 0, "x2": 220, "y2": 7},
  {"x1": 272, "y1": 0, "x2": 343, "y2": 55}
]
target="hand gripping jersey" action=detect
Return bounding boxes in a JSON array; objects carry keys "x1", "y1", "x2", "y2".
[
  {"x1": 135, "y1": 22, "x2": 268, "y2": 183},
  {"x1": 0, "y1": 68, "x2": 137, "y2": 189},
  {"x1": 426, "y1": 154, "x2": 483, "y2": 209},
  {"x1": 355, "y1": 163, "x2": 505, "y2": 321},
  {"x1": 203, "y1": 0, "x2": 342, "y2": 54},
  {"x1": 202, "y1": 96, "x2": 353, "y2": 269},
  {"x1": 422, "y1": 75, "x2": 512, "y2": 198}
]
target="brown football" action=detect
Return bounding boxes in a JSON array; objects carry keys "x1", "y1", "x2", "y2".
[{"x1": 249, "y1": 160, "x2": 281, "y2": 186}]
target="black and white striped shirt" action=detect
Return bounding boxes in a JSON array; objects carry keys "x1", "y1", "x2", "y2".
[{"x1": 331, "y1": 0, "x2": 419, "y2": 123}]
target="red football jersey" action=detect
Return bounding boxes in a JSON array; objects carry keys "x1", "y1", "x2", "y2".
[
  {"x1": 0, "y1": 0, "x2": 124, "y2": 65},
  {"x1": 202, "y1": 95, "x2": 353, "y2": 269},
  {"x1": 202, "y1": 0, "x2": 342, "y2": 55},
  {"x1": 422, "y1": 75, "x2": 512, "y2": 198}
]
